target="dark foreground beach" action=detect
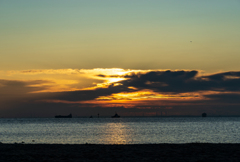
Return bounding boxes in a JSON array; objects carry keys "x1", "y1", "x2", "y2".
[{"x1": 0, "y1": 143, "x2": 240, "y2": 162}]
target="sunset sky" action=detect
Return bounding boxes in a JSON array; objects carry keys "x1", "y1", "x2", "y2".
[{"x1": 1, "y1": 0, "x2": 240, "y2": 117}]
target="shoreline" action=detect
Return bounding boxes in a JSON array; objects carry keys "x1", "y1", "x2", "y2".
[{"x1": 1, "y1": 143, "x2": 240, "y2": 161}]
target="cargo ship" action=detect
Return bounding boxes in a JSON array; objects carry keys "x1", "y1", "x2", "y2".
[
  {"x1": 55, "y1": 114, "x2": 72, "y2": 118},
  {"x1": 111, "y1": 113, "x2": 120, "y2": 118}
]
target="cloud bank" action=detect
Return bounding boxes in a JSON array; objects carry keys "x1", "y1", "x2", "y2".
[{"x1": 1, "y1": 69, "x2": 240, "y2": 117}]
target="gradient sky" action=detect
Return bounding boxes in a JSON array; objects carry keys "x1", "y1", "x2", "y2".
[{"x1": 0, "y1": 1, "x2": 240, "y2": 117}]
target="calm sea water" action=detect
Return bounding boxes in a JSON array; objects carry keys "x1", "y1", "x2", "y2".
[{"x1": 0, "y1": 117, "x2": 240, "y2": 144}]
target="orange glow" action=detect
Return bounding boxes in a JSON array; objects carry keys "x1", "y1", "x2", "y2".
[
  {"x1": 2, "y1": 68, "x2": 237, "y2": 110},
  {"x1": 0, "y1": 68, "x2": 183, "y2": 94},
  {"x1": 96, "y1": 90, "x2": 203, "y2": 101},
  {"x1": 75, "y1": 90, "x2": 207, "y2": 109},
  {"x1": 0, "y1": 68, "x2": 138, "y2": 93},
  {"x1": 40, "y1": 90, "x2": 235, "y2": 110}
]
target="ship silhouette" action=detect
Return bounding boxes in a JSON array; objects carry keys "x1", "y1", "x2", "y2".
[
  {"x1": 112, "y1": 113, "x2": 120, "y2": 118},
  {"x1": 55, "y1": 114, "x2": 72, "y2": 118}
]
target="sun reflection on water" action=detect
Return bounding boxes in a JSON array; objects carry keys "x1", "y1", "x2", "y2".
[{"x1": 103, "y1": 121, "x2": 132, "y2": 144}]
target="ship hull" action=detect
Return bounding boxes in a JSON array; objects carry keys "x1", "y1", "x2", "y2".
[{"x1": 55, "y1": 114, "x2": 72, "y2": 118}]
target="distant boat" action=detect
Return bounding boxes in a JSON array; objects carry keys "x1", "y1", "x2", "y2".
[
  {"x1": 202, "y1": 113, "x2": 207, "y2": 117},
  {"x1": 112, "y1": 113, "x2": 120, "y2": 118},
  {"x1": 55, "y1": 114, "x2": 72, "y2": 118}
]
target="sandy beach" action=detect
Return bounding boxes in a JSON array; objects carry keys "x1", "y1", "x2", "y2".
[{"x1": 0, "y1": 143, "x2": 240, "y2": 162}]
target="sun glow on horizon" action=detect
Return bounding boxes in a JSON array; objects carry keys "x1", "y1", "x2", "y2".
[
  {"x1": 95, "y1": 90, "x2": 204, "y2": 101},
  {"x1": 1, "y1": 68, "x2": 235, "y2": 110}
]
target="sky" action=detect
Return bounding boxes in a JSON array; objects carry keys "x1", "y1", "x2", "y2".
[{"x1": 0, "y1": 0, "x2": 240, "y2": 117}]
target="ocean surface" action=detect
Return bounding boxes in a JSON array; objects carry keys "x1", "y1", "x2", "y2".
[{"x1": 0, "y1": 117, "x2": 240, "y2": 144}]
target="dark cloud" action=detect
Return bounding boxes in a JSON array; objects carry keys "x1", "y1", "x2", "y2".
[
  {"x1": 45, "y1": 84, "x2": 135, "y2": 101},
  {"x1": 96, "y1": 74, "x2": 122, "y2": 78},
  {"x1": 120, "y1": 70, "x2": 240, "y2": 93},
  {"x1": 0, "y1": 79, "x2": 52, "y2": 98},
  {"x1": 25, "y1": 70, "x2": 240, "y2": 102},
  {"x1": 204, "y1": 93, "x2": 240, "y2": 103},
  {"x1": 96, "y1": 74, "x2": 106, "y2": 77},
  {"x1": 2, "y1": 70, "x2": 240, "y2": 103}
]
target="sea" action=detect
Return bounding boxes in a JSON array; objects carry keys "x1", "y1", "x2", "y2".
[{"x1": 0, "y1": 117, "x2": 240, "y2": 144}]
